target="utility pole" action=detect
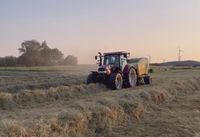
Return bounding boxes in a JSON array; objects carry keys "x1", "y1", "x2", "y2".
[
  {"x1": 163, "y1": 59, "x2": 166, "y2": 63},
  {"x1": 178, "y1": 47, "x2": 183, "y2": 62},
  {"x1": 148, "y1": 56, "x2": 152, "y2": 64}
]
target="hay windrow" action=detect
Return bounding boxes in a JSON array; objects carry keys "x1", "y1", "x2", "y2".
[
  {"x1": 1, "y1": 77, "x2": 200, "y2": 137},
  {"x1": 0, "y1": 84, "x2": 107, "y2": 109}
]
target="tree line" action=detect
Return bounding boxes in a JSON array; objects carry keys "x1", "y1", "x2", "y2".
[{"x1": 0, "y1": 40, "x2": 78, "y2": 67}]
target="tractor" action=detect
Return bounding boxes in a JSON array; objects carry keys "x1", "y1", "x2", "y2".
[{"x1": 87, "y1": 51, "x2": 151, "y2": 90}]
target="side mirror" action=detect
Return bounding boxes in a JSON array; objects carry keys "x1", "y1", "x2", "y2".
[
  {"x1": 96, "y1": 60, "x2": 100, "y2": 65},
  {"x1": 95, "y1": 56, "x2": 98, "y2": 60}
]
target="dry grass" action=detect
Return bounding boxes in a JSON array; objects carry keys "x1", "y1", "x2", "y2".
[
  {"x1": 0, "y1": 92, "x2": 15, "y2": 109},
  {"x1": 0, "y1": 84, "x2": 107, "y2": 109},
  {"x1": 1, "y1": 77, "x2": 200, "y2": 136},
  {"x1": 1, "y1": 120, "x2": 29, "y2": 137},
  {"x1": 0, "y1": 66, "x2": 200, "y2": 137},
  {"x1": 0, "y1": 65, "x2": 96, "y2": 92}
]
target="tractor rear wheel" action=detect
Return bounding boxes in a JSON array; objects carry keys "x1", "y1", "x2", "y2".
[
  {"x1": 108, "y1": 73, "x2": 123, "y2": 90},
  {"x1": 128, "y1": 68, "x2": 137, "y2": 87},
  {"x1": 87, "y1": 73, "x2": 96, "y2": 84}
]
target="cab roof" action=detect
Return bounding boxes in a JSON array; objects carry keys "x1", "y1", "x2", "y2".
[{"x1": 103, "y1": 51, "x2": 129, "y2": 56}]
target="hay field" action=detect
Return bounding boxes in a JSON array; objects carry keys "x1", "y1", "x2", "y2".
[
  {"x1": 0, "y1": 65, "x2": 200, "y2": 137},
  {"x1": 0, "y1": 65, "x2": 96, "y2": 93}
]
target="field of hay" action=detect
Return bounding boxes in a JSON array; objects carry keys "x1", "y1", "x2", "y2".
[{"x1": 0, "y1": 65, "x2": 200, "y2": 137}]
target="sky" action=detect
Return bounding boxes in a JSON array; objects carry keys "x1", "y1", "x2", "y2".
[{"x1": 0, "y1": 0, "x2": 200, "y2": 64}]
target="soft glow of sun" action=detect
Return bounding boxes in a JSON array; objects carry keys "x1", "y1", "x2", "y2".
[{"x1": 0, "y1": 0, "x2": 200, "y2": 64}]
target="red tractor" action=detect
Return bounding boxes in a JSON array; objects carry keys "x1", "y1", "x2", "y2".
[{"x1": 87, "y1": 51, "x2": 151, "y2": 90}]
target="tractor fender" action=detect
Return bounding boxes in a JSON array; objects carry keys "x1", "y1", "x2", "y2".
[
  {"x1": 123, "y1": 64, "x2": 130, "y2": 74},
  {"x1": 123, "y1": 65, "x2": 138, "y2": 75}
]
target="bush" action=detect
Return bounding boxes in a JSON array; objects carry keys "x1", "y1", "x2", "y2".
[
  {"x1": 62, "y1": 55, "x2": 78, "y2": 65},
  {"x1": 0, "y1": 56, "x2": 17, "y2": 67}
]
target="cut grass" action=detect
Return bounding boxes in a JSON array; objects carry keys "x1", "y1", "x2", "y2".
[
  {"x1": 0, "y1": 66, "x2": 200, "y2": 137},
  {"x1": 0, "y1": 65, "x2": 96, "y2": 72},
  {"x1": 0, "y1": 65, "x2": 96, "y2": 92},
  {"x1": 1, "y1": 76, "x2": 200, "y2": 136}
]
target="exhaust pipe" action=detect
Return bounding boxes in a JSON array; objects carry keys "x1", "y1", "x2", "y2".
[{"x1": 98, "y1": 52, "x2": 102, "y2": 66}]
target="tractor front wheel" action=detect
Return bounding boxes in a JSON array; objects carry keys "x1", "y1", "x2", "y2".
[
  {"x1": 87, "y1": 73, "x2": 96, "y2": 84},
  {"x1": 108, "y1": 73, "x2": 123, "y2": 90}
]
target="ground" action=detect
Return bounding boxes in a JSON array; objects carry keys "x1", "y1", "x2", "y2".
[{"x1": 0, "y1": 65, "x2": 200, "y2": 137}]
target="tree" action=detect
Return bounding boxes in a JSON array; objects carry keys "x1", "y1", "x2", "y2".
[
  {"x1": 0, "y1": 56, "x2": 17, "y2": 66},
  {"x1": 18, "y1": 40, "x2": 42, "y2": 66},
  {"x1": 62, "y1": 55, "x2": 78, "y2": 65},
  {"x1": 0, "y1": 57, "x2": 6, "y2": 66},
  {"x1": 5, "y1": 56, "x2": 17, "y2": 66},
  {"x1": 18, "y1": 40, "x2": 64, "y2": 66},
  {"x1": 19, "y1": 40, "x2": 42, "y2": 54}
]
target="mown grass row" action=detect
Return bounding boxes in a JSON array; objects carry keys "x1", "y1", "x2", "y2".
[
  {"x1": 0, "y1": 84, "x2": 107, "y2": 109},
  {"x1": 0, "y1": 65, "x2": 96, "y2": 72},
  {"x1": 0, "y1": 71, "x2": 87, "y2": 93},
  {"x1": 1, "y1": 77, "x2": 200, "y2": 137}
]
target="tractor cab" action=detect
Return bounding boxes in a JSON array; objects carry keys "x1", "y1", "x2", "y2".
[
  {"x1": 103, "y1": 54, "x2": 119, "y2": 67},
  {"x1": 96, "y1": 51, "x2": 130, "y2": 72}
]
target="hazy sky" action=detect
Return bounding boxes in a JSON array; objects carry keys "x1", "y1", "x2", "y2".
[{"x1": 1, "y1": 0, "x2": 200, "y2": 64}]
